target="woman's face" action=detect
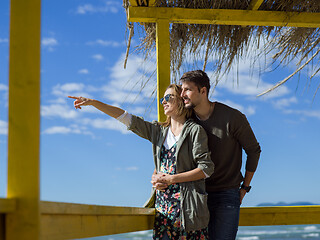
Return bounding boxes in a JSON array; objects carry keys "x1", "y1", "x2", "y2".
[{"x1": 161, "y1": 88, "x2": 179, "y2": 117}]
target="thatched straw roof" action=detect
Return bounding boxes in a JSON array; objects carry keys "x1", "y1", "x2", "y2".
[{"x1": 123, "y1": 0, "x2": 320, "y2": 97}]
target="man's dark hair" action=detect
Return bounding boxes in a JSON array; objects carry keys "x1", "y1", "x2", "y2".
[{"x1": 179, "y1": 70, "x2": 210, "y2": 95}]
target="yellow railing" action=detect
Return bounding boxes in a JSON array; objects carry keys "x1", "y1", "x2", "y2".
[{"x1": 1, "y1": 198, "x2": 320, "y2": 240}]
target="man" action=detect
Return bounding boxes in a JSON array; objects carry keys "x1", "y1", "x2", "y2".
[{"x1": 152, "y1": 70, "x2": 261, "y2": 239}]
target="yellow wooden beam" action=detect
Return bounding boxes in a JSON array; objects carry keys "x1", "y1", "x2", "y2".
[
  {"x1": 240, "y1": 205, "x2": 320, "y2": 226},
  {"x1": 7, "y1": 0, "x2": 41, "y2": 239},
  {"x1": 41, "y1": 214, "x2": 154, "y2": 240},
  {"x1": 128, "y1": 7, "x2": 320, "y2": 28},
  {"x1": 0, "y1": 198, "x2": 16, "y2": 213},
  {"x1": 40, "y1": 201, "x2": 155, "y2": 215},
  {"x1": 156, "y1": 19, "x2": 170, "y2": 122},
  {"x1": 38, "y1": 202, "x2": 320, "y2": 239},
  {"x1": 248, "y1": 0, "x2": 264, "y2": 10},
  {"x1": 40, "y1": 202, "x2": 155, "y2": 240}
]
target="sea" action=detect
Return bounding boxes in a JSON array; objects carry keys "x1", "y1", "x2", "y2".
[{"x1": 81, "y1": 224, "x2": 320, "y2": 240}]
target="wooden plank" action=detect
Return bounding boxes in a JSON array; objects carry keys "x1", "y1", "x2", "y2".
[
  {"x1": 41, "y1": 201, "x2": 155, "y2": 216},
  {"x1": 7, "y1": 0, "x2": 41, "y2": 239},
  {"x1": 41, "y1": 214, "x2": 154, "y2": 240},
  {"x1": 40, "y1": 203, "x2": 155, "y2": 240},
  {"x1": 40, "y1": 202, "x2": 155, "y2": 239},
  {"x1": 156, "y1": 19, "x2": 170, "y2": 122},
  {"x1": 128, "y1": 7, "x2": 320, "y2": 28},
  {"x1": 240, "y1": 206, "x2": 320, "y2": 226},
  {"x1": 0, "y1": 198, "x2": 16, "y2": 213},
  {"x1": 248, "y1": 0, "x2": 264, "y2": 10},
  {"x1": 39, "y1": 202, "x2": 320, "y2": 239}
]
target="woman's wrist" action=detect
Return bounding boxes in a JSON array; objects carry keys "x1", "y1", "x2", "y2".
[{"x1": 90, "y1": 99, "x2": 99, "y2": 106}]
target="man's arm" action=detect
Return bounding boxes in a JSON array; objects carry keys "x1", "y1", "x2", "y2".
[
  {"x1": 232, "y1": 112, "x2": 261, "y2": 173},
  {"x1": 232, "y1": 112, "x2": 261, "y2": 203},
  {"x1": 240, "y1": 170, "x2": 254, "y2": 204}
]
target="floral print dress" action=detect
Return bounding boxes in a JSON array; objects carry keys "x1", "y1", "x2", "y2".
[{"x1": 153, "y1": 144, "x2": 208, "y2": 240}]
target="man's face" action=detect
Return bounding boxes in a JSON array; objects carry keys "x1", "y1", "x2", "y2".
[{"x1": 180, "y1": 81, "x2": 202, "y2": 109}]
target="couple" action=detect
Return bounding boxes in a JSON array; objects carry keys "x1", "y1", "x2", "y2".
[{"x1": 69, "y1": 70, "x2": 261, "y2": 240}]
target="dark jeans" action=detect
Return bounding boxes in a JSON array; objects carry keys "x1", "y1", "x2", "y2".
[{"x1": 207, "y1": 188, "x2": 240, "y2": 240}]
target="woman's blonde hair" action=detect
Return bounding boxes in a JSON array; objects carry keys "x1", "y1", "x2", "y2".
[{"x1": 159, "y1": 84, "x2": 192, "y2": 127}]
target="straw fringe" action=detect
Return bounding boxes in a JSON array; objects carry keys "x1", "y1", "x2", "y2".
[{"x1": 123, "y1": 0, "x2": 320, "y2": 96}]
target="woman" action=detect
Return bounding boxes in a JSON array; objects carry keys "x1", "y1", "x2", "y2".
[{"x1": 68, "y1": 84, "x2": 214, "y2": 240}]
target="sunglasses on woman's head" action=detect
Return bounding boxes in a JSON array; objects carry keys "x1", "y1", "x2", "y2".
[{"x1": 160, "y1": 94, "x2": 173, "y2": 104}]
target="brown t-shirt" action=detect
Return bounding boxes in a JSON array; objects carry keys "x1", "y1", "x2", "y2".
[{"x1": 194, "y1": 102, "x2": 261, "y2": 192}]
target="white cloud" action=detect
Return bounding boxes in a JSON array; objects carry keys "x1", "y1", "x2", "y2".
[
  {"x1": 82, "y1": 117, "x2": 130, "y2": 134},
  {"x1": 0, "y1": 84, "x2": 8, "y2": 91},
  {"x1": 116, "y1": 166, "x2": 139, "y2": 171},
  {"x1": 78, "y1": 69, "x2": 89, "y2": 74},
  {"x1": 272, "y1": 96, "x2": 298, "y2": 109},
  {"x1": 92, "y1": 54, "x2": 104, "y2": 61},
  {"x1": 76, "y1": 4, "x2": 95, "y2": 14},
  {"x1": 41, "y1": 104, "x2": 79, "y2": 119},
  {"x1": 55, "y1": 83, "x2": 85, "y2": 92},
  {"x1": 76, "y1": 1, "x2": 121, "y2": 14},
  {"x1": 48, "y1": 97, "x2": 67, "y2": 104},
  {"x1": 284, "y1": 109, "x2": 320, "y2": 120},
  {"x1": 43, "y1": 83, "x2": 104, "y2": 120},
  {"x1": 52, "y1": 83, "x2": 95, "y2": 99},
  {"x1": 0, "y1": 120, "x2": 8, "y2": 135},
  {"x1": 101, "y1": 53, "x2": 156, "y2": 104},
  {"x1": 220, "y1": 100, "x2": 256, "y2": 116},
  {"x1": 43, "y1": 126, "x2": 76, "y2": 134},
  {"x1": 86, "y1": 39, "x2": 125, "y2": 47},
  {"x1": 102, "y1": 86, "x2": 144, "y2": 104},
  {"x1": 42, "y1": 37, "x2": 58, "y2": 46},
  {"x1": 41, "y1": 54, "x2": 157, "y2": 132},
  {"x1": 0, "y1": 38, "x2": 8, "y2": 43},
  {"x1": 125, "y1": 166, "x2": 139, "y2": 171},
  {"x1": 42, "y1": 37, "x2": 58, "y2": 51},
  {"x1": 0, "y1": 84, "x2": 8, "y2": 107},
  {"x1": 212, "y1": 68, "x2": 289, "y2": 99},
  {"x1": 42, "y1": 125, "x2": 93, "y2": 136},
  {"x1": 128, "y1": 106, "x2": 150, "y2": 115}
]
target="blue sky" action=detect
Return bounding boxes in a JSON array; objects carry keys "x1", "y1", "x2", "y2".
[{"x1": 1, "y1": 0, "x2": 320, "y2": 207}]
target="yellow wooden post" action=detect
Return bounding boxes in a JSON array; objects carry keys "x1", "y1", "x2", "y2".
[
  {"x1": 7, "y1": 0, "x2": 41, "y2": 239},
  {"x1": 156, "y1": 19, "x2": 170, "y2": 122}
]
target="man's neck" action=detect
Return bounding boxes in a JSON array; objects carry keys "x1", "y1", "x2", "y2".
[{"x1": 194, "y1": 100, "x2": 214, "y2": 121}]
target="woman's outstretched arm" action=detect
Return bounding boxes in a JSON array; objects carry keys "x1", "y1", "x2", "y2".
[
  {"x1": 69, "y1": 96, "x2": 160, "y2": 142},
  {"x1": 68, "y1": 96, "x2": 124, "y2": 119}
]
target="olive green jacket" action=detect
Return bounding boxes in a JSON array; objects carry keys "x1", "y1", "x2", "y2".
[{"x1": 128, "y1": 115, "x2": 214, "y2": 231}]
